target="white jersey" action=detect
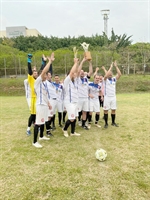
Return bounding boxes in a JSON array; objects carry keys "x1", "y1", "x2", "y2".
[
  {"x1": 104, "y1": 77, "x2": 116, "y2": 97},
  {"x1": 34, "y1": 76, "x2": 50, "y2": 106},
  {"x1": 24, "y1": 79, "x2": 31, "y2": 99},
  {"x1": 77, "y1": 76, "x2": 89, "y2": 98},
  {"x1": 46, "y1": 80, "x2": 57, "y2": 99},
  {"x1": 53, "y1": 82, "x2": 63, "y2": 102},
  {"x1": 88, "y1": 82, "x2": 102, "y2": 100},
  {"x1": 63, "y1": 75, "x2": 78, "y2": 103}
]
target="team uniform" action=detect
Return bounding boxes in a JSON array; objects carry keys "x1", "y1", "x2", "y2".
[
  {"x1": 28, "y1": 74, "x2": 36, "y2": 114},
  {"x1": 77, "y1": 76, "x2": 89, "y2": 112},
  {"x1": 103, "y1": 77, "x2": 117, "y2": 110},
  {"x1": 34, "y1": 76, "x2": 50, "y2": 125},
  {"x1": 53, "y1": 82, "x2": 64, "y2": 113},
  {"x1": 24, "y1": 79, "x2": 31, "y2": 109},
  {"x1": 63, "y1": 75, "x2": 79, "y2": 120},
  {"x1": 88, "y1": 82, "x2": 102, "y2": 112},
  {"x1": 46, "y1": 80, "x2": 58, "y2": 117}
]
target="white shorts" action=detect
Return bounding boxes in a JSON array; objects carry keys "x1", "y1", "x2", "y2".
[
  {"x1": 48, "y1": 99, "x2": 57, "y2": 117},
  {"x1": 64, "y1": 102, "x2": 78, "y2": 120},
  {"x1": 103, "y1": 96, "x2": 117, "y2": 110},
  {"x1": 56, "y1": 101, "x2": 63, "y2": 113},
  {"x1": 89, "y1": 99, "x2": 100, "y2": 113},
  {"x1": 78, "y1": 98, "x2": 89, "y2": 112},
  {"x1": 62, "y1": 102, "x2": 67, "y2": 112},
  {"x1": 35, "y1": 104, "x2": 49, "y2": 125}
]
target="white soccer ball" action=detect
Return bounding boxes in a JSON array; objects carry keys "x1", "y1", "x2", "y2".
[{"x1": 95, "y1": 148, "x2": 107, "y2": 161}]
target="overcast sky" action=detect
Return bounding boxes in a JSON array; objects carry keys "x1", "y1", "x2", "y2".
[{"x1": 0, "y1": 0, "x2": 150, "y2": 44}]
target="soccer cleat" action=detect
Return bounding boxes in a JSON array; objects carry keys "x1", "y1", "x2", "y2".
[
  {"x1": 26, "y1": 130, "x2": 31, "y2": 135},
  {"x1": 51, "y1": 126, "x2": 56, "y2": 131},
  {"x1": 32, "y1": 142, "x2": 42, "y2": 148},
  {"x1": 82, "y1": 125, "x2": 89, "y2": 130},
  {"x1": 59, "y1": 124, "x2": 63, "y2": 128},
  {"x1": 62, "y1": 128, "x2": 69, "y2": 137},
  {"x1": 104, "y1": 124, "x2": 108, "y2": 129},
  {"x1": 111, "y1": 123, "x2": 119, "y2": 127},
  {"x1": 39, "y1": 136, "x2": 50, "y2": 141},
  {"x1": 95, "y1": 124, "x2": 101, "y2": 128},
  {"x1": 70, "y1": 132, "x2": 81, "y2": 136},
  {"x1": 47, "y1": 132, "x2": 54, "y2": 137}
]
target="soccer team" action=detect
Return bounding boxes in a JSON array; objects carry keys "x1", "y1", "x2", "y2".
[{"x1": 24, "y1": 52, "x2": 121, "y2": 148}]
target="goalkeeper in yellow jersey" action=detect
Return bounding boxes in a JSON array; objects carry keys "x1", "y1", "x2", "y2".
[{"x1": 26, "y1": 54, "x2": 38, "y2": 135}]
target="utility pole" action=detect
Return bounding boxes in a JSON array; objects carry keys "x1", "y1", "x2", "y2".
[{"x1": 101, "y1": 9, "x2": 110, "y2": 36}]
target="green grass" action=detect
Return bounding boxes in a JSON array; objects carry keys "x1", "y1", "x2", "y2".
[
  {"x1": 0, "y1": 75, "x2": 150, "y2": 96},
  {"x1": 0, "y1": 93, "x2": 150, "y2": 200}
]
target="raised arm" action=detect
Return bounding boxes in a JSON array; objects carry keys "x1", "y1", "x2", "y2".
[
  {"x1": 69, "y1": 58, "x2": 79, "y2": 79},
  {"x1": 104, "y1": 62, "x2": 113, "y2": 80},
  {"x1": 87, "y1": 60, "x2": 93, "y2": 77},
  {"x1": 101, "y1": 66, "x2": 107, "y2": 75},
  {"x1": 77, "y1": 57, "x2": 86, "y2": 77},
  {"x1": 27, "y1": 54, "x2": 33, "y2": 75},
  {"x1": 114, "y1": 60, "x2": 122, "y2": 80},
  {"x1": 41, "y1": 53, "x2": 55, "y2": 81},
  {"x1": 93, "y1": 67, "x2": 99, "y2": 77}
]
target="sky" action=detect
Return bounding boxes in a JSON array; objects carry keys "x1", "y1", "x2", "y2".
[{"x1": 0, "y1": 0, "x2": 150, "y2": 44}]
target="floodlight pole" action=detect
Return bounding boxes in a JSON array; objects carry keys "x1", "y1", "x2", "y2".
[{"x1": 101, "y1": 9, "x2": 110, "y2": 36}]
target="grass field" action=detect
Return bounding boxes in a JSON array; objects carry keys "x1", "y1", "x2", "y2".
[{"x1": 0, "y1": 93, "x2": 150, "y2": 200}]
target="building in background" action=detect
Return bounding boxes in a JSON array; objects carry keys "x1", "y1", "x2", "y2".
[{"x1": 0, "y1": 26, "x2": 42, "y2": 38}]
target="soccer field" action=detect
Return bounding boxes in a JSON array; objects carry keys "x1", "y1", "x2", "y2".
[{"x1": 0, "y1": 93, "x2": 150, "y2": 200}]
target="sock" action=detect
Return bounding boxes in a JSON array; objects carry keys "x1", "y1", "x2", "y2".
[
  {"x1": 58, "y1": 112, "x2": 62, "y2": 125},
  {"x1": 45, "y1": 120, "x2": 51, "y2": 131},
  {"x1": 64, "y1": 119, "x2": 71, "y2": 131},
  {"x1": 40, "y1": 124, "x2": 44, "y2": 138},
  {"x1": 104, "y1": 113, "x2": 108, "y2": 125},
  {"x1": 52, "y1": 115, "x2": 55, "y2": 127},
  {"x1": 63, "y1": 111, "x2": 67, "y2": 122},
  {"x1": 111, "y1": 114, "x2": 115, "y2": 124},
  {"x1": 78, "y1": 111, "x2": 82, "y2": 121},
  {"x1": 71, "y1": 121, "x2": 75, "y2": 133},
  {"x1": 88, "y1": 115, "x2": 92, "y2": 123},
  {"x1": 86, "y1": 112, "x2": 89, "y2": 121},
  {"x1": 95, "y1": 114, "x2": 99, "y2": 124},
  {"x1": 27, "y1": 127, "x2": 30, "y2": 131},
  {"x1": 82, "y1": 120, "x2": 86, "y2": 127},
  {"x1": 33, "y1": 125, "x2": 39, "y2": 143}
]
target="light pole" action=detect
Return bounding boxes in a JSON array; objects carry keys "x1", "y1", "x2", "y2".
[{"x1": 101, "y1": 9, "x2": 110, "y2": 36}]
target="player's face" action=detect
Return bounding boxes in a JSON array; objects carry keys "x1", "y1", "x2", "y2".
[
  {"x1": 54, "y1": 76, "x2": 60, "y2": 83},
  {"x1": 99, "y1": 76, "x2": 103, "y2": 82},
  {"x1": 47, "y1": 73, "x2": 52, "y2": 81},
  {"x1": 33, "y1": 71, "x2": 38, "y2": 79},
  {"x1": 94, "y1": 75, "x2": 100, "y2": 84},
  {"x1": 80, "y1": 70, "x2": 84, "y2": 78},
  {"x1": 108, "y1": 72, "x2": 113, "y2": 78}
]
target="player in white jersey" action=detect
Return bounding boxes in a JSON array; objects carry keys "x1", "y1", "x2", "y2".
[
  {"x1": 88, "y1": 74, "x2": 103, "y2": 128},
  {"x1": 77, "y1": 58, "x2": 93, "y2": 130},
  {"x1": 62, "y1": 58, "x2": 80, "y2": 137},
  {"x1": 24, "y1": 79, "x2": 31, "y2": 109},
  {"x1": 32, "y1": 53, "x2": 55, "y2": 148},
  {"x1": 53, "y1": 75, "x2": 64, "y2": 127},
  {"x1": 103, "y1": 61, "x2": 121, "y2": 128}
]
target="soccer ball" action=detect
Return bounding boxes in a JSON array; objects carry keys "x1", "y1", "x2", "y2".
[{"x1": 95, "y1": 148, "x2": 107, "y2": 161}]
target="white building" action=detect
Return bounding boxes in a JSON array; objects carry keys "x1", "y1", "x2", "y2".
[{"x1": 0, "y1": 26, "x2": 42, "y2": 38}]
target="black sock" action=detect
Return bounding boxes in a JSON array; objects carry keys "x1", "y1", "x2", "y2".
[
  {"x1": 78, "y1": 111, "x2": 82, "y2": 121},
  {"x1": 64, "y1": 119, "x2": 71, "y2": 131},
  {"x1": 111, "y1": 114, "x2": 115, "y2": 124},
  {"x1": 40, "y1": 124, "x2": 44, "y2": 138},
  {"x1": 71, "y1": 121, "x2": 75, "y2": 133},
  {"x1": 33, "y1": 125, "x2": 39, "y2": 143},
  {"x1": 95, "y1": 114, "x2": 99, "y2": 124},
  {"x1": 45, "y1": 120, "x2": 51, "y2": 131},
  {"x1": 88, "y1": 115, "x2": 92, "y2": 123},
  {"x1": 58, "y1": 112, "x2": 62, "y2": 125},
  {"x1": 52, "y1": 115, "x2": 55, "y2": 127},
  {"x1": 86, "y1": 112, "x2": 89, "y2": 121},
  {"x1": 28, "y1": 114, "x2": 36, "y2": 127},
  {"x1": 104, "y1": 113, "x2": 108, "y2": 125},
  {"x1": 82, "y1": 120, "x2": 86, "y2": 126},
  {"x1": 63, "y1": 111, "x2": 67, "y2": 122}
]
